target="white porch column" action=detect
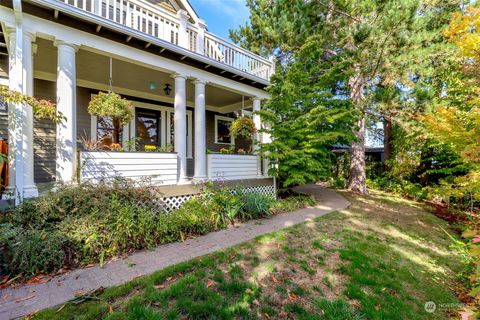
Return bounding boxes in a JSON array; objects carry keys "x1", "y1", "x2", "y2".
[
  {"x1": 196, "y1": 19, "x2": 206, "y2": 55},
  {"x1": 55, "y1": 40, "x2": 78, "y2": 184},
  {"x1": 6, "y1": 26, "x2": 25, "y2": 203},
  {"x1": 193, "y1": 79, "x2": 207, "y2": 180},
  {"x1": 262, "y1": 122, "x2": 272, "y2": 177},
  {"x1": 22, "y1": 31, "x2": 38, "y2": 198},
  {"x1": 252, "y1": 97, "x2": 262, "y2": 177},
  {"x1": 173, "y1": 73, "x2": 188, "y2": 183},
  {"x1": 177, "y1": 9, "x2": 189, "y2": 49}
]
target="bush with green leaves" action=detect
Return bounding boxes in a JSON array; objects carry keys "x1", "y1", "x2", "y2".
[{"x1": 0, "y1": 179, "x2": 315, "y2": 280}]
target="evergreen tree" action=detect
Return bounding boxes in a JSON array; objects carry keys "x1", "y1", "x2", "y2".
[
  {"x1": 259, "y1": 36, "x2": 356, "y2": 186},
  {"x1": 232, "y1": 0, "x2": 459, "y2": 193}
]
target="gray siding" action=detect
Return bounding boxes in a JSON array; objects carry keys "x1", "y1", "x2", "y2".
[
  {"x1": 205, "y1": 111, "x2": 251, "y2": 153},
  {"x1": 32, "y1": 82, "x2": 92, "y2": 183},
  {"x1": 33, "y1": 79, "x2": 56, "y2": 183},
  {"x1": 77, "y1": 86, "x2": 92, "y2": 145}
]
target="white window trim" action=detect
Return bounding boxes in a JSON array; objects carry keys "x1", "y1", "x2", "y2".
[
  {"x1": 214, "y1": 115, "x2": 235, "y2": 145},
  {"x1": 90, "y1": 97, "x2": 193, "y2": 158}
]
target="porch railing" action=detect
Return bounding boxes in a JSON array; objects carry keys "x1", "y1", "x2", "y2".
[
  {"x1": 80, "y1": 151, "x2": 178, "y2": 185},
  {"x1": 56, "y1": 0, "x2": 274, "y2": 81},
  {"x1": 207, "y1": 154, "x2": 259, "y2": 181}
]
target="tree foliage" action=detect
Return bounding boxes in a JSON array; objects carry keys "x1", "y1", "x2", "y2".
[
  {"x1": 419, "y1": 5, "x2": 480, "y2": 201},
  {"x1": 233, "y1": 0, "x2": 457, "y2": 192},
  {"x1": 259, "y1": 36, "x2": 356, "y2": 187},
  {"x1": 0, "y1": 86, "x2": 61, "y2": 123}
]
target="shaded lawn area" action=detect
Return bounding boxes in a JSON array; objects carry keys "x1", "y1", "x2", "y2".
[{"x1": 32, "y1": 190, "x2": 463, "y2": 320}]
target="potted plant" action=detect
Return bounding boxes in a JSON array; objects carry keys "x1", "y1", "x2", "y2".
[
  {"x1": 87, "y1": 91, "x2": 134, "y2": 146},
  {"x1": 230, "y1": 116, "x2": 256, "y2": 140}
]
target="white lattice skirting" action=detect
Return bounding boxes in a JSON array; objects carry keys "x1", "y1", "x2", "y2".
[{"x1": 159, "y1": 184, "x2": 276, "y2": 212}]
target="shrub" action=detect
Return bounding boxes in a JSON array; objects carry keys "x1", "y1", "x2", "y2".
[
  {"x1": 238, "y1": 191, "x2": 275, "y2": 220},
  {"x1": 1, "y1": 179, "x2": 314, "y2": 281},
  {"x1": 9, "y1": 229, "x2": 66, "y2": 276}
]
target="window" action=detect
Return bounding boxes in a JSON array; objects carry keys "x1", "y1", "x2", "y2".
[
  {"x1": 96, "y1": 116, "x2": 123, "y2": 147},
  {"x1": 214, "y1": 115, "x2": 234, "y2": 144}
]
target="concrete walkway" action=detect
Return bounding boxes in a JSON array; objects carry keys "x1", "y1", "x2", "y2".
[{"x1": 0, "y1": 185, "x2": 350, "y2": 320}]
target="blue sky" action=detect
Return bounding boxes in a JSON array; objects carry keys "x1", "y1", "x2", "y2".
[{"x1": 188, "y1": 0, "x2": 250, "y2": 40}]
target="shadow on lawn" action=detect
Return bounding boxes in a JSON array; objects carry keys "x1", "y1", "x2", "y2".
[{"x1": 33, "y1": 190, "x2": 464, "y2": 320}]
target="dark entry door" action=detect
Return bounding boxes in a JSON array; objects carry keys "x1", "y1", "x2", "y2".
[{"x1": 136, "y1": 108, "x2": 161, "y2": 150}]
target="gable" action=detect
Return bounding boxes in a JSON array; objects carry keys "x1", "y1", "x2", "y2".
[{"x1": 146, "y1": 0, "x2": 200, "y2": 24}]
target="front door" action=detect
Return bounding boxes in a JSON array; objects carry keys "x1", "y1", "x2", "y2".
[{"x1": 136, "y1": 108, "x2": 161, "y2": 151}]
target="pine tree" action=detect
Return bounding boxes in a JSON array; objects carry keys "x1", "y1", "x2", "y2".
[{"x1": 230, "y1": 0, "x2": 462, "y2": 193}]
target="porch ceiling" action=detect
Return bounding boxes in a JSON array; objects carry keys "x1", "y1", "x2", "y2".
[{"x1": 34, "y1": 38, "x2": 251, "y2": 110}]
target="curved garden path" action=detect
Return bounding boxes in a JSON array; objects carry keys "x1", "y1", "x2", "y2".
[{"x1": 0, "y1": 185, "x2": 350, "y2": 320}]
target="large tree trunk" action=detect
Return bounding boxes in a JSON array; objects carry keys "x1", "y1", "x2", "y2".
[
  {"x1": 383, "y1": 117, "x2": 393, "y2": 162},
  {"x1": 347, "y1": 69, "x2": 367, "y2": 194}
]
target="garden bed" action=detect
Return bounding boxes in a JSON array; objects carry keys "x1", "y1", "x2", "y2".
[{"x1": 0, "y1": 180, "x2": 315, "y2": 284}]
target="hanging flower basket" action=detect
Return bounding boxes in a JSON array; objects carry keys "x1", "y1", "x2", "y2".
[
  {"x1": 230, "y1": 116, "x2": 256, "y2": 140},
  {"x1": 87, "y1": 91, "x2": 134, "y2": 126}
]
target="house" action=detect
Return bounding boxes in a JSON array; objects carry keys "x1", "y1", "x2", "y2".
[{"x1": 0, "y1": 0, "x2": 275, "y2": 206}]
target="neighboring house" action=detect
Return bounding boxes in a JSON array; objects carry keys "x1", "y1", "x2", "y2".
[
  {"x1": 332, "y1": 145, "x2": 385, "y2": 163},
  {"x1": 0, "y1": 0, "x2": 275, "y2": 205}
]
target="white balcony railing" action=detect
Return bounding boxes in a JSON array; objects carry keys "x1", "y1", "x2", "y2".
[{"x1": 57, "y1": 0, "x2": 274, "y2": 81}]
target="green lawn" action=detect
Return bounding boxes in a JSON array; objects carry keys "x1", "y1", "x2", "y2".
[{"x1": 32, "y1": 190, "x2": 464, "y2": 320}]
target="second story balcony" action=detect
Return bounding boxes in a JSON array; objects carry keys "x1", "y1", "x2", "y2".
[{"x1": 38, "y1": 0, "x2": 275, "y2": 82}]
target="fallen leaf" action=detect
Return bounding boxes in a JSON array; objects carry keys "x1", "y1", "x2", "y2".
[
  {"x1": 15, "y1": 295, "x2": 35, "y2": 303},
  {"x1": 27, "y1": 275, "x2": 49, "y2": 285},
  {"x1": 108, "y1": 305, "x2": 113, "y2": 313},
  {"x1": 154, "y1": 284, "x2": 165, "y2": 289},
  {"x1": 288, "y1": 292, "x2": 297, "y2": 301},
  {"x1": 271, "y1": 275, "x2": 280, "y2": 283},
  {"x1": 131, "y1": 274, "x2": 143, "y2": 280},
  {"x1": 56, "y1": 304, "x2": 66, "y2": 313},
  {"x1": 166, "y1": 277, "x2": 173, "y2": 281},
  {"x1": 206, "y1": 279, "x2": 216, "y2": 288}
]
